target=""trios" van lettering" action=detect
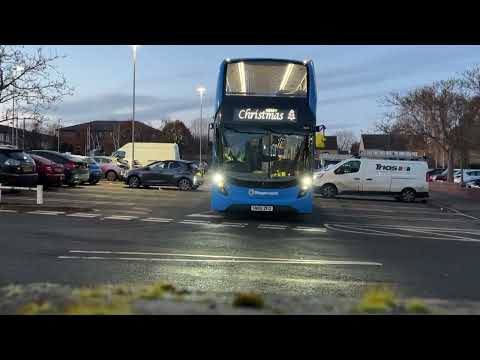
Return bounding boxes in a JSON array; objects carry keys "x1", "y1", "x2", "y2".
[{"x1": 376, "y1": 164, "x2": 411, "y2": 171}]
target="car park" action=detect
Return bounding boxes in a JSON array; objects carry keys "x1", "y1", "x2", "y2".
[
  {"x1": 30, "y1": 154, "x2": 65, "y2": 188},
  {"x1": 73, "y1": 156, "x2": 103, "y2": 185},
  {"x1": 466, "y1": 179, "x2": 480, "y2": 189},
  {"x1": 454, "y1": 170, "x2": 480, "y2": 184},
  {"x1": 0, "y1": 146, "x2": 38, "y2": 187},
  {"x1": 426, "y1": 168, "x2": 445, "y2": 182},
  {"x1": 30, "y1": 150, "x2": 89, "y2": 186},
  {"x1": 314, "y1": 157, "x2": 429, "y2": 202},
  {"x1": 125, "y1": 160, "x2": 203, "y2": 191},
  {"x1": 93, "y1": 156, "x2": 128, "y2": 181}
]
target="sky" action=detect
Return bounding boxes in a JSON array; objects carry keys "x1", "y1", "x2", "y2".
[{"x1": 25, "y1": 45, "x2": 480, "y2": 136}]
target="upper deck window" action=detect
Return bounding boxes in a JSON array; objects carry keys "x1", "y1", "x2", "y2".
[{"x1": 225, "y1": 61, "x2": 307, "y2": 98}]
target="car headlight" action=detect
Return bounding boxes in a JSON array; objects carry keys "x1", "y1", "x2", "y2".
[{"x1": 4, "y1": 159, "x2": 21, "y2": 166}]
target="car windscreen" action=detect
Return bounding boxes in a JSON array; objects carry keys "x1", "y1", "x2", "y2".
[{"x1": 2, "y1": 150, "x2": 34, "y2": 163}]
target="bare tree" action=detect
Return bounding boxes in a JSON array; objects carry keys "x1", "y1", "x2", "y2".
[
  {"x1": 335, "y1": 130, "x2": 357, "y2": 153},
  {"x1": 0, "y1": 45, "x2": 73, "y2": 126},
  {"x1": 380, "y1": 78, "x2": 480, "y2": 182}
]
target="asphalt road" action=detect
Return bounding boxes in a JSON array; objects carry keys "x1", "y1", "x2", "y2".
[{"x1": 1, "y1": 179, "x2": 480, "y2": 301}]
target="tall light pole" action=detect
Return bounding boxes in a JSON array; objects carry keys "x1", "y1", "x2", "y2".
[
  {"x1": 57, "y1": 118, "x2": 61, "y2": 152},
  {"x1": 130, "y1": 45, "x2": 139, "y2": 170},
  {"x1": 13, "y1": 65, "x2": 24, "y2": 148},
  {"x1": 196, "y1": 86, "x2": 206, "y2": 163}
]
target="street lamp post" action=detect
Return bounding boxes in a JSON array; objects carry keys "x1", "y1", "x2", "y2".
[
  {"x1": 57, "y1": 118, "x2": 61, "y2": 152},
  {"x1": 130, "y1": 45, "x2": 139, "y2": 170},
  {"x1": 13, "y1": 65, "x2": 24, "y2": 148},
  {"x1": 196, "y1": 86, "x2": 206, "y2": 163}
]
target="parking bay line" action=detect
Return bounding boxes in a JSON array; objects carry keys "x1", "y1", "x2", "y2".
[
  {"x1": 258, "y1": 224, "x2": 288, "y2": 230},
  {"x1": 26, "y1": 210, "x2": 65, "y2": 216},
  {"x1": 63, "y1": 250, "x2": 382, "y2": 266},
  {"x1": 103, "y1": 215, "x2": 139, "y2": 221},
  {"x1": 66, "y1": 213, "x2": 100, "y2": 218},
  {"x1": 140, "y1": 218, "x2": 173, "y2": 223},
  {"x1": 0, "y1": 209, "x2": 17, "y2": 213}
]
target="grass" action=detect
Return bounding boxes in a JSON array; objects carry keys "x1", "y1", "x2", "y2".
[
  {"x1": 353, "y1": 286, "x2": 398, "y2": 314},
  {"x1": 405, "y1": 299, "x2": 433, "y2": 314},
  {"x1": 64, "y1": 299, "x2": 132, "y2": 315},
  {"x1": 232, "y1": 292, "x2": 265, "y2": 309},
  {"x1": 138, "y1": 282, "x2": 177, "y2": 300},
  {"x1": 17, "y1": 302, "x2": 55, "y2": 315}
]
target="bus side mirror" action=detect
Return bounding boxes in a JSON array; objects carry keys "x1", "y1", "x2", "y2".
[
  {"x1": 209, "y1": 123, "x2": 214, "y2": 130},
  {"x1": 315, "y1": 125, "x2": 326, "y2": 132}
]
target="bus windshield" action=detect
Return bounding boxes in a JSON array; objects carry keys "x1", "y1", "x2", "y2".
[
  {"x1": 225, "y1": 61, "x2": 307, "y2": 98},
  {"x1": 221, "y1": 129, "x2": 308, "y2": 181}
]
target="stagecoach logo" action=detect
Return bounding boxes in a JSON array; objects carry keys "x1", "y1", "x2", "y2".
[
  {"x1": 235, "y1": 108, "x2": 297, "y2": 122},
  {"x1": 248, "y1": 189, "x2": 279, "y2": 197},
  {"x1": 376, "y1": 164, "x2": 411, "y2": 172}
]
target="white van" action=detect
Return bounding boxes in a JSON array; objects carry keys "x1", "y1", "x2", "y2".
[
  {"x1": 313, "y1": 158, "x2": 429, "y2": 202},
  {"x1": 112, "y1": 143, "x2": 180, "y2": 167}
]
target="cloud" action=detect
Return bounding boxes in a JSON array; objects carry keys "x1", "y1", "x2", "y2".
[
  {"x1": 51, "y1": 93, "x2": 215, "y2": 125},
  {"x1": 316, "y1": 46, "x2": 473, "y2": 92}
]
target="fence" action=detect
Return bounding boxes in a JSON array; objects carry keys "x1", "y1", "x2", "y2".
[{"x1": 0, "y1": 184, "x2": 44, "y2": 205}]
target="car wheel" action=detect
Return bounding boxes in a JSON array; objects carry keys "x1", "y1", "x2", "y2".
[
  {"x1": 321, "y1": 184, "x2": 337, "y2": 198},
  {"x1": 128, "y1": 176, "x2": 141, "y2": 188},
  {"x1": 106, "y1": 170, "x2": 117, "y2": 181},
  {"x1": 178, "y1": 178, "x2": 193, "y2": 191},
  {"x1": 401, "y1": 188, "x2": 416, "y2": 203}
]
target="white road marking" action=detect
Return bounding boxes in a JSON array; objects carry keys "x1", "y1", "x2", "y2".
[
  {"x1": 324, "y1": 223, "x2": 480, "y2": 242},
  {"x1": 443, "y1": 206, "x2": 480, "y2": 221},
  {"x1": 0, "y1": 209, "x2": 17, "y2": 213},
  {"x1": 103, "y1": 215, "x2": 138, "y2": 221},
  {"x1": 66, "y1": 213, "x2": 100, "y2": 218},
  {"x1": 187, "y1": 213, "x2": 224, "y2": 219},
  {"x1": 327, "y1": 214, "x2": 467, "y2": 222},
  {"x1": 26, "y1": 210, "x2": 65, "y2": 216},
  {"x1": 62, "y1": 250, "x2": 382, "y2": 266},
  {"x1": 178, "y1": 220, "x2": 211, "y2": 225},
  {"x1": 293, "y1": 227, "x2": 327, "y2": 233},
  {"x1": 140, "y1": 217, "x2": 173, "y2": 223},
  {"x1": 258, "y1": 224, "x2": 287, "y2": 230}
]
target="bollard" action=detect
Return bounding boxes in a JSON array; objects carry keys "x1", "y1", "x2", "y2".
[{"x1": 37, "y1": 185, "x2": 43, "y2": 205}]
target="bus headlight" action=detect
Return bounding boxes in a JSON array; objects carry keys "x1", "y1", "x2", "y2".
[
  {"x1": 300, "y1": 176, "x2": 313, "y2": 191},
  {"x1": 213, "y1": 172, "x2": 228, "y2": 195},
  {"x1": 213, "y1": 173, "x2": 224, "y2": 187}
]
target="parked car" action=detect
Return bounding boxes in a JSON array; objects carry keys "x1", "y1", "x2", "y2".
[
  {"x1": 313, "y1": 158, "x2": 429, "y2": 202},
  {"x1": 29, "y1": 154, "x2": 65, "y2": 188},
  {"x1": 466, "y1": 179, "x2": 480, "y2": 189},
  {"x1": 434, "y1": 169, "x2": 461, "y2": 182},
  {"x1": 426, "y1": 168, "x2": 445, "y2": 182},
  {"x1": 191, "y1": 160, "x2": 209, "y2": 175},
  {"x1": 93, "y1": 156, "x2": 128, "y2": 181},
  {"x1": 125, "y1": 160, "x2": 204, "y2": 191},
  {"x1": 454, "y1": 170, "x2": 480, "y2": 184},
  {"x1": 73, "y1": 156, "x2": 103, "y2": 185},
  {"x1": 0, "y1": 146, "x2": 38, "y2": 187},
  {"x1": 29, "y1": 150, "x2": 89, "y2": 186}
]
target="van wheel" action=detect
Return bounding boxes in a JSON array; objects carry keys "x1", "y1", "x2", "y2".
[
  {"x1": 401, "y1": 188, "x2": 416, "y2": 203},
  {"x1": 321, "y1": 184, "x2": 338, "y2": 198},
  {"x1": 178, "y1": 178, "x2": 193, "y2": 191}
]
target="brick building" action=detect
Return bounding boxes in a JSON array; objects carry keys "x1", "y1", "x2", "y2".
[{"x1": 60, "y1": 120, "x2": 164, "y2": 156}]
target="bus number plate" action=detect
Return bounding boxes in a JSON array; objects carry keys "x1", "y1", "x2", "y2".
[{"x1": 251, "y1": 206, "x2": 273, "y2": 212}]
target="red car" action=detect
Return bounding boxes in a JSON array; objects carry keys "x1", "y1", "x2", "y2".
[{"x1": 30, "y1": 154, "x2": 65, "y2": 188}]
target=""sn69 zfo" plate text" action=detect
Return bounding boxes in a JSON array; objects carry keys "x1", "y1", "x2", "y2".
[{"x1": 250, "y1": 206, "x2": 273, "y2": 212}]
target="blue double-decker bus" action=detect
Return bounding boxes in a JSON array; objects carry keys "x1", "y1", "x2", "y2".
[{"x1": 210, "y1": 58, "x2": 317, "y2": 214}]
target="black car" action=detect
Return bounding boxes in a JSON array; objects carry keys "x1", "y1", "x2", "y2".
[
  {"x1": 125, "y1": 160, "x2": 204, "y2": 191},
  {"x1": 0, "y1": 146, "x2": 38, "y2": 187},
  {"x1": 29, "y1": 150, "x2": 90, "y2": 186}
]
